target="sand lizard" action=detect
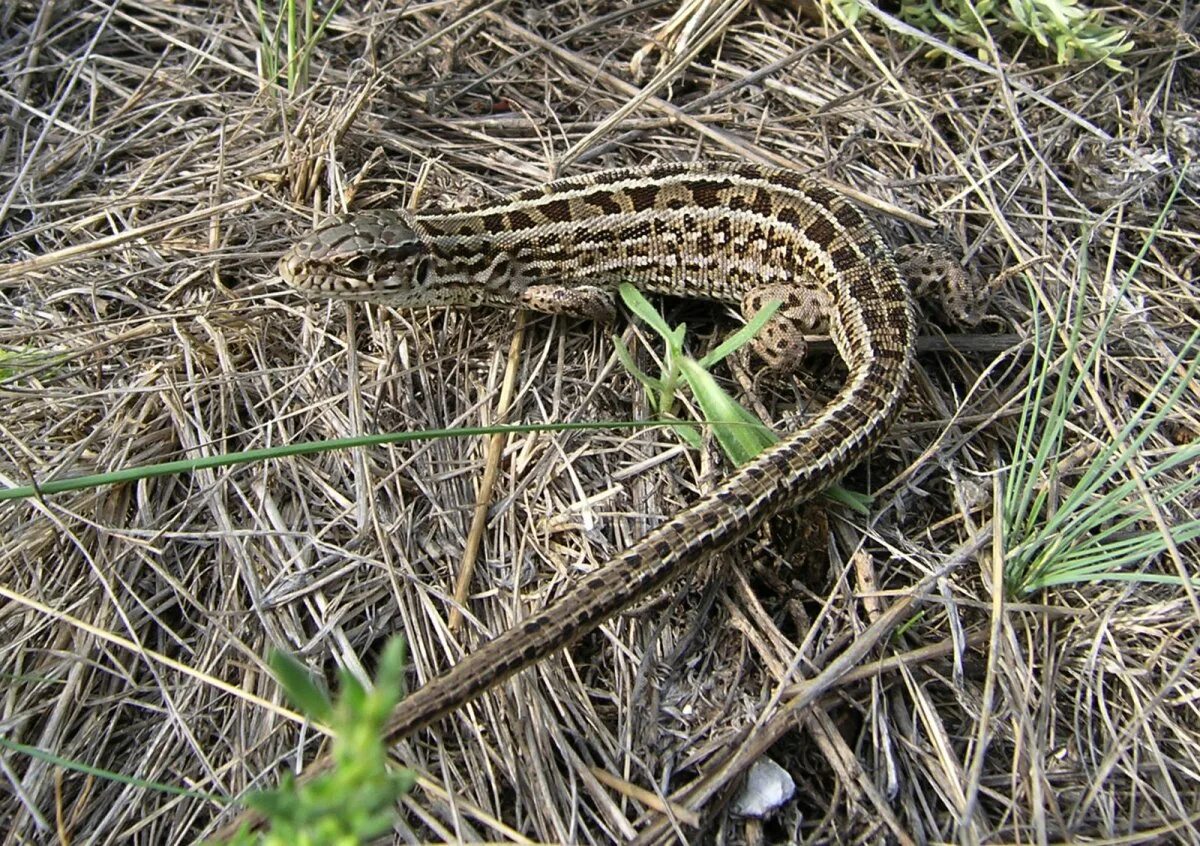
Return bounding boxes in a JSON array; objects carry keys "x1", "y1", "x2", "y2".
[{"x1": 276, "y1": 161, "x2": 974, "y2": 745}]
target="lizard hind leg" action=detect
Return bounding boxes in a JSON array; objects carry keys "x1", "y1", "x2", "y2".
[
  {"x1": 740, "y1": 282, "x2": 832, "y2": 376},
  {"x1": 896, "y1": 244, "x2": 998, "y2": 327}
]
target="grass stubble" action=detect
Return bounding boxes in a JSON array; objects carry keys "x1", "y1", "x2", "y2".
[{"x1": 0, "y1": 0, "x2": 1197, "y2": 842}]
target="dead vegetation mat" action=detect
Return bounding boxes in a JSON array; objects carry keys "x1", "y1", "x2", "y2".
[{"x1": 2, "y1": 0, "x2": 1199, "y2": 843}]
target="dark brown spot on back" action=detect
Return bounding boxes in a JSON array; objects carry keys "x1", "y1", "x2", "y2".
[
  {"x1": 628, "y1": 184, "x2": 658, "y2": 212},
  {"x1": 776, "y1": 206, "x2": 801, "y2": 228},
  {"x1": 833, "y1": 202, "x2": 861, "y2": 230},
  {"x1": 830, "y1": 245, "x2": 858, "y2": 271},
  {"x1": 419, "y1": 220, "x2": 447, "y2": 238},
  {"x1": 805, "y1": 216, "x2": 837, "y2": 249},
  {"x1": 586, "y1": 192, "x2": 623, "y2": 216},
  {"x1": 805, "y1": 184, "x2": 838, "y2": 207},
  {"x1": 506, "y1": 209, "x2": 535, "y2": 230},
  {"x1": 688, "y1": 179, "x2": 724, "y2": 209},
  {"x1": 751, "y1": 188, "x2": 773, "y2": 217},
  {"x1": 542, "y1": 198, "x2": 571, "y2": 222},
  {"x1": 726, "y1": 194, "x2": 750, "y2": 212}
]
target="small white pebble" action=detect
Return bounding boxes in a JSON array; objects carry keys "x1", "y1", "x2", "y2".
[{"x1": 731, "y1": 756, "x2": 796, "y2": 819}]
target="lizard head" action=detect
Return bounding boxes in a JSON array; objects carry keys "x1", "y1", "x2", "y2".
[{"x1": 278, "y1": 209, "x2": 432, "y2": 301}]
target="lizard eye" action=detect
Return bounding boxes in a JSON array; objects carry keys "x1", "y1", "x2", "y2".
[{"x1": 344, "y1": 256, "x2": 371, "y2": 276}]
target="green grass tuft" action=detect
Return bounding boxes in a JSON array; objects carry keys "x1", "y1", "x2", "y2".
[
  {"x1": 1001, "y1": 178, "x2": 1198, "y2": 596},
  {"x1": 830, "y1": 0, "x2": 1133, "y2": 71},
  {"x1": 614, "y1": 284, "x2": 870, "y2": 513},
  {"x1": 255, "y1": 0, "x2": 346, "y2": 94}
]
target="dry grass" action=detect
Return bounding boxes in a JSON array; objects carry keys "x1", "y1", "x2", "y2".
[{"x1": 2, "y1": 0, "x2": 1198, "y2": 843}]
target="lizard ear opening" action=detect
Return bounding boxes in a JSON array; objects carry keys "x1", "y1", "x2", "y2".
[{"x1": 413, "y1": 256, "x2": 433, "y2": 287}]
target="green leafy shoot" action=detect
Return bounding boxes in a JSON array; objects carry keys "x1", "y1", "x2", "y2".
[
  {"x1": 829, "y1": 0, "x2": 1133, "y2": 72},
  {"x1": 678, "y1": 356, "x2": 779, "y2": 466},
  {"x1": 614, "y1": 284, "x2": 871, "y2": 514},
  {"x1": 218, "y1": 637, "x2": 415, "y2": 846},
  {"x1": 255, "y1": 0, "x2": 345, "y2": 94},
  {"x1": 1001, "y1": 178, "x2": 1200, "y2": 596},
  {"x1": 614, "y1": 283, "x2": 778, "y2": 463}
]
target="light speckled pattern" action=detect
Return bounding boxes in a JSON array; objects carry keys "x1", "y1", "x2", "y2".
[{"x1": 279, "y1": 162, "x2": 917, "y2": 743}]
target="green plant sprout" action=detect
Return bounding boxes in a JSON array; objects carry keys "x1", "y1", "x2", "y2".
[
  {"x1": 255, "y1": 0, "x2": 345, "y2": 94},
  {"x1": 829, "y1": 0, "x2": 1132, "y2": 71},
  {"x1": 613, "y1": 283, "x2": 869, "y2": 513},
  {"x1": 613, "y1": 283, "x2": 778, "y2": 464},
  {"x1": 218, "y1": 637, "x2": 416, "y2": 846}
]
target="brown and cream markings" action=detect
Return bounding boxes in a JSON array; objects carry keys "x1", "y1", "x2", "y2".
[{"x1": 278, "y1": 161, "x2": 963, "y2": 743}]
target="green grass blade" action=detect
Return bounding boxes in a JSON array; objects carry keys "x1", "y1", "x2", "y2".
[
  {"x1": 698, "y1": 298, "x2": 781, "y2": 367},
  {"x1": 619, "y1": 283, "x2": 676, "y2": 339},
  {"x1": 679, "y1": 357, "x2": 777, "y2": 465},
  {"x1": 0, "y1": 735, "x2": 224, "y2": 804},
  {"x1": 0, "y1": 420, "x2": 658, "y2": 502}
]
